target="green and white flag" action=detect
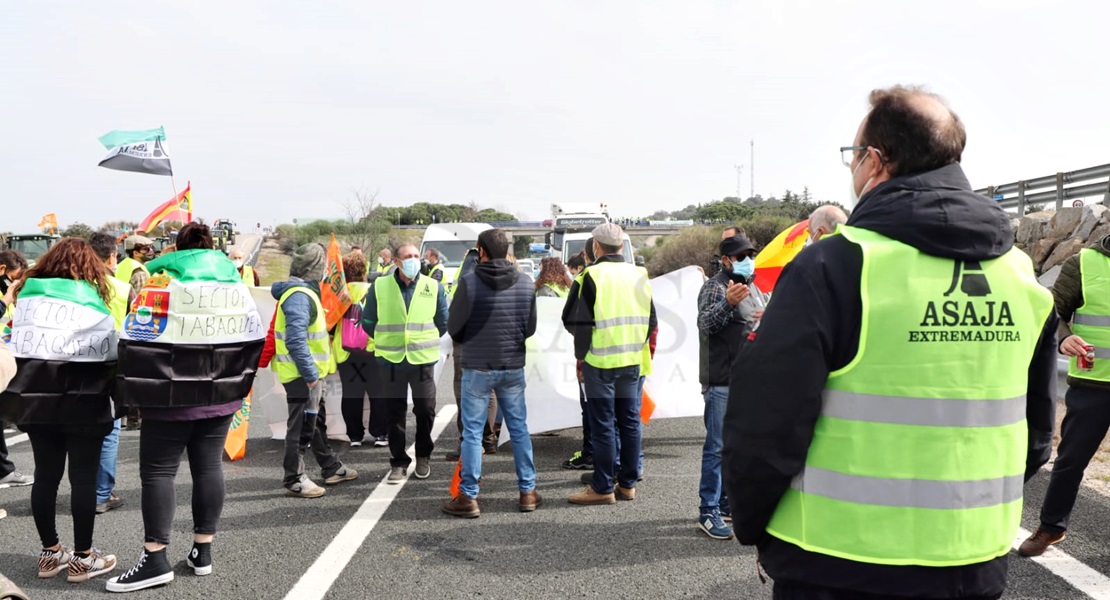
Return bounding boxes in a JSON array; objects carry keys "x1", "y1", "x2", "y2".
[
  {"x1": 98, "y1": 126, "x2": 173, "y2": 176},
  {"x1": 8, "y1": 278, "x2": 118, "y2": 362}
]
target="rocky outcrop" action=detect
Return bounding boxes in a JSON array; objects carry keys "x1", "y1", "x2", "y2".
[{"x1": 1013, "y1": 204, "x2": 1110, "y2": 277}]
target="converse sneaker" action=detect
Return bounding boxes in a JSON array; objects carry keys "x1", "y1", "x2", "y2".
[
  {"x1": 697, "y1": 509, "x2": 734, "y2": 541},
  {"x1": 106, "y1": 548, "x2": 173, "y2": 592},
  {"x1": 186, "y1": 543, "x2": 212, "y2": 576},
  {"x1": 67, "y1": 548, "x2": 116, "y2": 582},
  {"x1": 38, "y1": 546, "x2": 72, "y2": 578}
]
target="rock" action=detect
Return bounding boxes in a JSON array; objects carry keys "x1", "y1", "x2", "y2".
[
  {"x1": 1016, "y1": 211, "x2": 1054, "y2": 247},
  {"x1": 1009, "y1": 218, "x2": 1021, "y2": 232},
  {"x1": 1088, "y1": 222, "x2": 1110, "y2": 247},
  {"x1": 1030, "y1": 238, "x2": 1059, "y2": 268},
  {"x1": 1075, "y1": 205, "x2": 1109, "y2": 241},
  {"x1": 1042, "y1": 238, "x2": 1086, "y2": 273},
  {"x1": 1048, "y1": 207, "x2": 1084, "y2": 240},
  {"x1": 1038, "y1": 264, "x2": 1062, "y2": 289}
]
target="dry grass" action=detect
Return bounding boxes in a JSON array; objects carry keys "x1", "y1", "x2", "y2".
[{"x1": 255, "y1": 239, "x2": 291, "y2": 287}]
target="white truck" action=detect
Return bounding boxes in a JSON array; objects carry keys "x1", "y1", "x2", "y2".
[
  {"x1": 546, "y1": 202, "x2": 633, "y2": 263},
  {"x1": 419, "y1": 222, "x2": 493, "y2": 288}
]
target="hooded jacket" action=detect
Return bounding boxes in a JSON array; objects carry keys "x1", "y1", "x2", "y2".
[
  {"x1": 1051, "y1": 233, "x2": 1110, "y2": 391},
  {"x1": 448, "y1": 259, "x2": 537, "y2": 370},
  {"x1": 271, "y1": 278, "x2": 322, "y2": 383},
  {"x1": 722, "y1": 164, "x2": 1059, "y2": 598}
]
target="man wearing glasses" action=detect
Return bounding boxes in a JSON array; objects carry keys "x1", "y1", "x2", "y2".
[{"x1": 722, "y1": 86, "x2": 1059, "y2": 599}]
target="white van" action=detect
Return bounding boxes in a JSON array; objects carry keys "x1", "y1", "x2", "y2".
[{"x1": 419, "y1": 223, "x2": 493, "y2": 287}]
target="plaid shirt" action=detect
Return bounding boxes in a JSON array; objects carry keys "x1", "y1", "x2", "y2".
[{"x1": 697, "y1": 274, "x2": 744, "y2": 336}]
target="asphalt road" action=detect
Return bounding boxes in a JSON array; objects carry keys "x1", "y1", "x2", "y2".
[{"x1": 0, "y1": 360, "x2": 1104, "y2": 599}]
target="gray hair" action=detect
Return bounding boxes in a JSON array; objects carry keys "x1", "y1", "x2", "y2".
[{"x1": 809, "y1": 205, "x2": 848, "y2": 235}]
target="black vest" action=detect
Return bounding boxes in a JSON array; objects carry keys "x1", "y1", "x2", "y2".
[
  {"x1": 699, "y1": 271, "x2": 746, "y2": 386},
  {"x1": 459, "y1": 268, "x2": 533, "y2": 370}
]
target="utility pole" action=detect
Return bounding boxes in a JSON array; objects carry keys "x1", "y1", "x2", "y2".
[
  {"x1": 734, "y1": 164, "x2": 744, "y2": 200},
  {"x1": 750, "y1": 139, "x2": 755, "y2": 199}
]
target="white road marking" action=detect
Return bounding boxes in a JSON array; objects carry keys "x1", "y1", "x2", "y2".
[
  {"x1": 284, "y1": 404, "x2": 458, "y2": 600},
  {"x1": 1014, "y1": 527, "x2": 1110, "y2": 599},
  {"x1": 3, "y1": 433, "x2": 27, "y2": 447}
]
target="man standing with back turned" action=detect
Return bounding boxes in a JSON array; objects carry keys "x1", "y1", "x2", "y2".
[{"x1": 722, "y1": 85, "x2": 1059, "y2": 600}]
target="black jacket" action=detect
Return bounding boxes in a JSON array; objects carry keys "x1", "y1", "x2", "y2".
[
  {"x1": 721, "y1": 163, "x2": 1059, "y2": 598},
  {"x1": 1052, "y1": 234, "x2": 1110, "y2": 392},
  {"x1": 698, "y1": 270, "x2": 748, "y2": 386},
  {"x1": 448, "y1": 259, "x2": 537, "y2": 370},
  {"x1": 561, "y1": 254, "x2": 658, "y2": 361}
]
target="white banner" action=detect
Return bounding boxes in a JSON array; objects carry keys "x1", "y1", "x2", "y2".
[
  {"x1": 9, "y1": 296, "x2": 118, "y2": 362},
  {"x1": 124, "y1": 276, "x2": 265, "y2": 344}
]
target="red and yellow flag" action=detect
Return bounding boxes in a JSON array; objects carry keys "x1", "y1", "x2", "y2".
[
  {"x1": 320, "y1": 234, "x2": 352, "y2": 330},
  {"x1": 753, "y1": 219, "x2": 809, "y2": 293},
  {"x1": 138, "y1": 183, "x2": 192, "y2": 234},
  {"x1": 224, "y1": 390, "x2": 252, "y2": 461},
  {"x1": 38, "y1": 213, "x2": 58, "y2": 233}
]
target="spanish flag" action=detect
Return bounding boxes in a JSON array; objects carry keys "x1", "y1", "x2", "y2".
[
  {"x1": 138, "y1": 183, "x2": 192, "y2": 234},
  {"x1": 753, "y1": 219, "x2": 809, "y2": 293}
]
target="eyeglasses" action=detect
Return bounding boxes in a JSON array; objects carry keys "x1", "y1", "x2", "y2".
[{"x1": 840, "y1": 145, "x2": 886, "y2": 168}]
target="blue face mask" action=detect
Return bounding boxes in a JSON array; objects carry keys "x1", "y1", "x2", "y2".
[
  {"x1": 401, "y1": 257, "x2": 421, "y2": 279},
  {"x1": 732, "y1": 256, "x2": 754, "y2": 279}
]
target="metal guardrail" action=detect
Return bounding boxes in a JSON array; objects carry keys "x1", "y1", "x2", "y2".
[
  {"x1": 975, "y1": 163, "x2": 1110, "y2": 212},
  {"x1": 243, "y1": 236, "x2": 263, "y2": 268}
]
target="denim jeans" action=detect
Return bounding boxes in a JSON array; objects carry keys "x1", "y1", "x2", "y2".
[
  {"x1": 459, "y1": 368, "x2": 535, "y2": 499},
  {"x1": 96, "y1": 418, "x2": 121, "y2": 503},
  {"x1": 582, "y1": 363, "x2": 641, "y2": 493},
  {"x1": 698, "y1": 386, "x2": 728, "y2": 511}
]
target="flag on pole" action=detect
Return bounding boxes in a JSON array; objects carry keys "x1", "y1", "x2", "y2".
[
  {"x1": 137, "y1": 183, "x2": 192, "y2": 234},
  {"x1": 37, "y1": 213, "x2": 58, "y2": 233},
  {"x1": 753, "y1": 219, "x2": 810, "y2": 293},
  {"x1": 97, "y1": 127, "x2": 173, "y2": 176},
  {"x1": 320, "y1": 234, "x2": 352, "y2": 330}
]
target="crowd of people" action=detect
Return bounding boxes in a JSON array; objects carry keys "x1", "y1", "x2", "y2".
[{"x1": 2, "y1": 84, "x2": 1110, "y2": 600}]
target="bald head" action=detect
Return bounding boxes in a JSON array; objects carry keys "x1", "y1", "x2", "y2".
[
  {"x1": 855, "y1": 85, "x2": 965, "y2": 180},
  {"x1": 229, "y1": 249, "x2": 244, "y2": 261},
  {"x1": 808, "y1": 205, "x2": 848, "y2": 242}
]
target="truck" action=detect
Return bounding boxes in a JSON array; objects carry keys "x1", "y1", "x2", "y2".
[
  {"x1": 545, "y1": 202, "x2": 633, "y2": 263},
  {"x1": 3, "y1": 234, "x2": 60, "y2": 267},
  {"x1": 419, "y1": 222, "x2": 493, "y2": 289}
]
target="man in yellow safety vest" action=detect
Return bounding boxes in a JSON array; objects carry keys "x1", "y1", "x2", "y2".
[
  {"x1": 721, "y1": 85, "x2": 1059, "y2": 599},
  {"x1": 230, "y1": 249, "x2": 260, "y2": 286},
  {"x1": 116, "y1": 235, "x2": 155, "y2": 296}
]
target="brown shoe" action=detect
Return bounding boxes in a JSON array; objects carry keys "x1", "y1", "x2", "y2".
[
  {"x1": 519, "y1": 490, "x2": 543, "y2": 512},
  {"x1": 441, "y1": 495, "x2": 480, "y2": 518},
  {"x1": 1018, "y1": 527, "x2": 1066, "y2": 557},
  {"x1": 615, "y1": 485, "x2": 636, "y2": 501},
  {"x1": 568, "y1": 486, "x2": 616, "y2": 506}
]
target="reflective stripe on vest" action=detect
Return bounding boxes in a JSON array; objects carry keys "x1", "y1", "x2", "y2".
[
  {"x1": 241, "y1": 266, "x2": 255, "y2": 286},
  {"x1": 584, "y1": 261, "x2": 652, "y2": 369},
  {"x1": 1069, "y1": 248, "x2": 1110, "y2": 382},
  {"x1": 374, "y1": 274, "x2": 440, "y2": 365},
  {"x1": 272, "y1": 287, "x2": 332, "y2": 384},
  {"x1": 766, "y1": 225, "x2": 1053, "y2": 568},
  {"x1": 114, "y1": 257, "x2": 147, "y2": 286},
  {"x1": 333, "y1": 282, "x2": 373, "y2": 364}
]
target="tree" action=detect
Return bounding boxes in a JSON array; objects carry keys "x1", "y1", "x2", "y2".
[
  {"x1": 61, "y1": 223, "x2": 94, "y2": 239},
  {"x1": 474, "y1": 208, "x2": 515, "y2": 223},
  {"x1": 513, "y1": 235, "x2": 533, "y2": 258},
  {"x1": 643, "y1": 226, "x2": 719, "y2": 277},
  {"x1": 341, "y1": 187, "x2": 380, "y2": 223}
]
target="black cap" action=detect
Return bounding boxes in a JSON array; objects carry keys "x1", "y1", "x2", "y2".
[{"x1": 719, "y1": 235, "x2": 755, "y2": 258}]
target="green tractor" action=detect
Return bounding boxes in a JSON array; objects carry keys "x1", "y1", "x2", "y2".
[
  {"x1": 3, "y1": 233, "x2": 60, "y2": 267},
  {"x1": 214, "y1": 219, "x2": 237, "y2": 245}
]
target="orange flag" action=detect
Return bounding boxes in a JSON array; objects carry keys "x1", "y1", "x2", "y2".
[
  {"x1": 449, "y1": 460, "x2": 463, "y2": 498},
  {"x1": 640, "y1": 389, "x2": 656, "y2": 424},
  {"x1": 224, "y1": 391, "x2": 252, "y2": 461},
  {"x1": 320, "y1": 234, "x2": 352, "y2": 330},
  {"x1": 753, "y1": 219, "x2": 810, "y2": 293}
]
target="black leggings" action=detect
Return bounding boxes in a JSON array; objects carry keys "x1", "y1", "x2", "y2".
[
  {"x1": 26, "y1": 423, "x2": 112, "y2": 551},
  {"x1": 140, "y1": 415, "x2": 233, "y2": 545},
  {"x1": 339, "y1": 356, "x2": 388, "y2": 441}
]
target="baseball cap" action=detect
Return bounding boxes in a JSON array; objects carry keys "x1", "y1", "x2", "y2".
[
  {"x1": 719, "y1": 235, "x2": 756, "y2": 258},
  {"x1": 125, "y1": 235, "x2": 154, "y2": 250},
  {"x1": 591, "y1": 223, "x2": 624, "y2": 246}
]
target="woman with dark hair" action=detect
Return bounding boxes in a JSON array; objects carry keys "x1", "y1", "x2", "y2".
[
  {"x1": 335, "y1": 252, "x2": 388, "y2": 447},
  {"x1": 108, "y1": 221, "x2": 265, "y2": 592},
  {"x1": 0, "y1": 238, "x2": 118, "y2": 583},
  {"x1": 534, "y1": 257, "x2": 572, "y2": 298}
]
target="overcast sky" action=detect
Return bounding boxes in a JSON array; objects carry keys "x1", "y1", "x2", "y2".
[{"x1": 2, "y1": 0, "x2": 1106, "y2": 231}]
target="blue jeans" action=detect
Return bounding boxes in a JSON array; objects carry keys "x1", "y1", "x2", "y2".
[
  {"x1": 582, "y1": 363, "x2": 641, "y2": 493},
  {"x1": 698, "y1": 386, "x2": 729, "y2": 511},
  {"x1": 459, "y1": 368, "x2": 535, "y2": 499},
  {"x1": 96, "y1": 418, "x2": 121, "y2": 503}
]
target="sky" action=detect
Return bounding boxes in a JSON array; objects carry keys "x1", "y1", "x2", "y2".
[{"x1": 2, "y1": 0, "x2": 1108, "y2": 232}]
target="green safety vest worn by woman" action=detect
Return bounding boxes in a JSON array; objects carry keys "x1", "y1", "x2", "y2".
[
  {"x1": 1068, "y1": 248, "x2": 1110, "y2": 382},
  {"x1": 540, "y1": 283, "x2": 569, "y2": 298},
  {"x1": 374, "y1": 274, "x2": 440, "y2": 365},
  {"x1": 332, "y1": 281, "x2": 374, "y2": 364},
  {"x1": 584, "y1": 262, "x2": 653, "y2": 370},
  {"x1": 273, "y1": 286, "x2": 332, "y2": 384},
  {"x1": 115, "y1": 257, "x2": 147, "y2": 286},
  {"x1": 766, "y1": 226, "x2": 1053, "y2": 567}
]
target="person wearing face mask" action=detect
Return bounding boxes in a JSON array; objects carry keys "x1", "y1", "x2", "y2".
[
  {"x1": 376, "y1": 248, "x2": 394, "y2": 276},
  {"x1": 721, "y1": 86, "x2": 1058, "y2": 600},
  {"x1": 0, "y1": 250, "x2": 27, "y2": 299},
  {"x1": 361, "y1": 242, "x2": 449, "y2": 483},
  {"x1": 805, "y1": 205, "x2": 848, "y2": 247},
  {"x1": 229, "y1": 249, "x2": 260, "y2": 286},
  {"x1": 116, "y1": 236, "x2": 156, "y2": 296},
  {"x1": 694, "y1": 235, "x2": 758, "y2": 540}
]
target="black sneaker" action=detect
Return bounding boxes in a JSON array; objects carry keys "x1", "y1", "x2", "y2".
[
  {"x1": 186, "y1": 543, "x2": 211, "y2": 576},
  {"x1": 561, "y1": 451, "x2": 593, "y2": 470},
  {"x1": 106, "y1": 548, "x2": 174, "y2": 593}
]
